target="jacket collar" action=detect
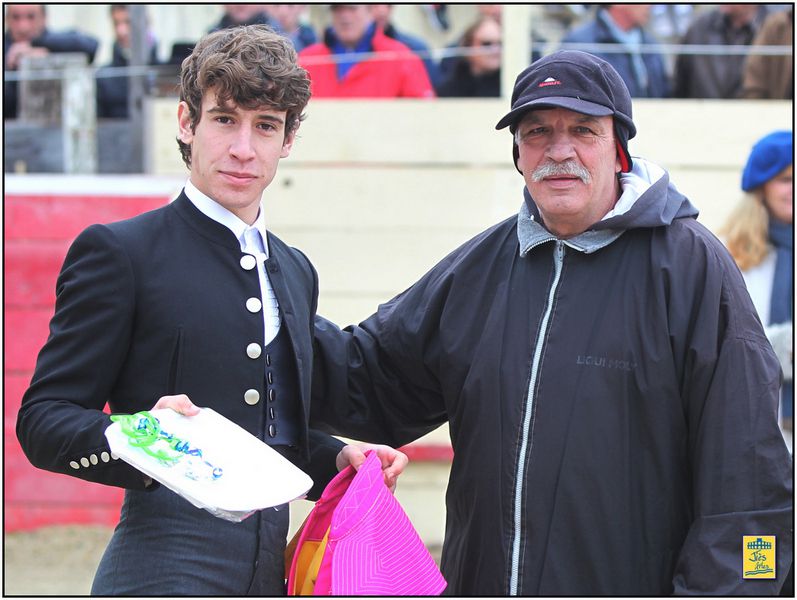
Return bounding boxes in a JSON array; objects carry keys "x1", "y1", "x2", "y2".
[
  {"x1": 517, "y1": 193, "x2": 624, "y2": 257},
  {"x1": 183, "y1": 179, "x2": 269, "y2": 255},
  {"x1": 171, "y1": 191, "x2": 242, "y2": 251}
]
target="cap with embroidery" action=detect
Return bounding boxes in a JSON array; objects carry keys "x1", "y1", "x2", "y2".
[{"x1": 496, "y1": 50, "x2": 636, "y2": 172}]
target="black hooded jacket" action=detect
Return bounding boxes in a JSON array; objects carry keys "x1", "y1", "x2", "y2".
[{"x1": 312, "y1": 158, "x2": 793, "y2": 595}]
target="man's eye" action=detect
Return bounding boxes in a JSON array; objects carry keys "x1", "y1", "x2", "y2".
[
  {"x1": 216, "y1": 116, "x2": 232, "y2": 124},
  {"x1": 522, "y1": 127, "x2": 545, "y2": 138},
  {"x1": 574, "y1": 126, "x2": 593, "y2": 134}
]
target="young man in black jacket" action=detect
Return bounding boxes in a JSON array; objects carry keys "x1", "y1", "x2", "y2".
[{"x1": 17, "y1": 25, "x2": 405, "y2": 595}]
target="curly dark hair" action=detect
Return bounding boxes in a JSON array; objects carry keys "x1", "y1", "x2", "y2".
[{"x1": 176, "y1": 25, "x2": 311, "y2": 168}]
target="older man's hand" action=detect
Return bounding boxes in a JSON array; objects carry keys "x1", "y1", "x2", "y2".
[{"x1": 336, "y1": 443, "x2": 409, "y2": 492}]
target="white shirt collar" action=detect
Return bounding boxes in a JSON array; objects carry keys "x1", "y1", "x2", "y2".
[{"x1": 184, "y1": 179, "x2": 269, "y2": 256}]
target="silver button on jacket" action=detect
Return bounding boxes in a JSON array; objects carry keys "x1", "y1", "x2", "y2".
[
  {"x1": 246, "y1": 297, "x2": 262, "y2": 313},
  {"x1": 246, "y1": 343, "x2": 262, "y2": 359},
  {"x1": 244, "y1": 389, "x2": 260, "y2": 405}
]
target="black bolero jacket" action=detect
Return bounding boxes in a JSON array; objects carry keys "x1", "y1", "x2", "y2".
[{"x1": 17, "y1": 192, "x2": 342, "y2": 499}]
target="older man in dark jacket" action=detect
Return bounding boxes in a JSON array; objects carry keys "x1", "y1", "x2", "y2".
[{"x1": 312, "y1": 51, "x2": 792, "y2": 595}]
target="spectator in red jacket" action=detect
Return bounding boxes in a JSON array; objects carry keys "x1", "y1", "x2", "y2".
[{"x1": 299, "y1": 4, "x2": 434, "y2": 98}]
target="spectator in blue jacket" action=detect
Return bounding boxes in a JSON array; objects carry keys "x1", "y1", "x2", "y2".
[
  {"x1": 560, "y1": 5, "x2": 670, "y2": 98},
  {"x1": 265, "y1": 4, "x2": 317, "y2": 52},
  {"x1": 4, "y1": 3, "x2": 99, "y2": 119},
  {"x1": 208, "y1": 4, "x2": 271, "y2": 33},
  {"x1": 370, "y1": 4, "x2": 441, "y2": 89}
]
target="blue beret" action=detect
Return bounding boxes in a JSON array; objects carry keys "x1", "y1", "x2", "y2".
[{"x1": 741, "y1": 130, "x2": 793, "y2": 192}]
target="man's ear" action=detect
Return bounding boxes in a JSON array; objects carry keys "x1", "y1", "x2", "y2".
[
  {"x1": 281, "y1": 130, "x2": 296, "y2": 158},
  {"x1": 614, "y1": 140, "x2": 624, "y2": 174},
  {"x1": 177, "y1": 101, "x2": 194, "y2": 145}
]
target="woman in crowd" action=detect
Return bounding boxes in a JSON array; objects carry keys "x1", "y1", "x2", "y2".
[
  {"x1": 723, "y1": 130, "x2": 793, "y2": 435},
  {"x1": 436, "y1": 16, "x2": 501, "y2": 97}
]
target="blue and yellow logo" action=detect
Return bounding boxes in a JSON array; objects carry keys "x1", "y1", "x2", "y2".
[{"x1": 743, "y1": 536, "x2": 776, "y2": 579}]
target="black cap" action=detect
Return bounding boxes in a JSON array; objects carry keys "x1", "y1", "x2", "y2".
[{"x1": 496, "y1": 50, "x2": 636, "y2": 172}]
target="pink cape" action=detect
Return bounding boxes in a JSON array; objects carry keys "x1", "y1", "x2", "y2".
[{"x1": 288, "y1": 450, "x2": 447, "y2": 595}]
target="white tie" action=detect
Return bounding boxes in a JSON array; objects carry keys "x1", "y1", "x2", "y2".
[{"x1": 243, "y1": 227, "x2": 281, "y2": 345}]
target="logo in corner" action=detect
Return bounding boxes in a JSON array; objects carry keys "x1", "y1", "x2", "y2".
[
  {"x1": 538, "y1": 76, "x2": 561, "y2": 88},
  {"x1": 743, "y1": 536, "x2": 776, "y2": 579}
]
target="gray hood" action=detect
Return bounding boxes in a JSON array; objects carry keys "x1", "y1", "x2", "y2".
[{"x1": 519, "y1": 157, "x2": 699, "y2": 256}]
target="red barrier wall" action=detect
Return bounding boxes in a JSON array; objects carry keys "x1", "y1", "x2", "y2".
[
  {"x1": 5, "y1": 191, "x2": 170, "y2": 531},
  {"x1": 5, "y1": 180, "x2": 453, "y2": 532}
]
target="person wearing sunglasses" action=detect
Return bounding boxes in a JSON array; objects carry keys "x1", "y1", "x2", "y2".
[{"x1": 437, "y1": 15, "x2": 501, "y2": 97}]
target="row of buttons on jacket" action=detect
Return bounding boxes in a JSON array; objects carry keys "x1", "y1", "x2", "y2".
[
  {"x1": 243, "y1": 341, "x2": 270, "y2": 405},
  {"x1": 240, "y1": 254, "x2": 262, "y2": 315},
  {"x1": 69, "y1": 451, "x2": 119, "y2": 470},
  {"x1": 243, "y1": 251, "x2": 263, "y2": 406},
  {"x1": 240, "y1": 250, "x2": 283, "y2": 440}
]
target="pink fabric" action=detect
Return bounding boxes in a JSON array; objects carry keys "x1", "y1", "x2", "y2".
[{"x1": 288, "y1": 450, "x2": 447, "y2": 595}]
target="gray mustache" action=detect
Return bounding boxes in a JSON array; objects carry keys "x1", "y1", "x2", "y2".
[{"x1": 530, "y1": 161, "x2": 591, "y2": 184}]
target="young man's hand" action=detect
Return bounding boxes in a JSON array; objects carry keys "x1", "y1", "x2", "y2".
[
  {"x1": 151, "y1": 394, "x2": 201, "y2": 416},
  {"x1": 152, "y1": 397, "x2": 411, "y2": 491}
]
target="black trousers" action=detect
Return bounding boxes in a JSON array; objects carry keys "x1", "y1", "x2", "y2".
[{"x1": 91, "y1": 484, "x2": 289, "y2": 595}]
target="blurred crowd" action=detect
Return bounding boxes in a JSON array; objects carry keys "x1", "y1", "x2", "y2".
[
  {"x1": 4, "y1": 4, "x2": 792, "y2": 430},
  {"x1": 3, "y1": 3, "x2": 794, "y2": 120}
]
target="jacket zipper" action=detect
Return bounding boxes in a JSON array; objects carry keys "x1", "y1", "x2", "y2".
[{"x1": 509, "y1": 240, "x2": 565, "y2": 595}]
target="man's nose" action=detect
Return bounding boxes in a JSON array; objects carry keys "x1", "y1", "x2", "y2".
[
  {"x1": 545, "y1": 131, "x2": 576, "y2": 163},
  {"x1": 229, "y1": 127, "x2": 256, "y2": 161}
]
